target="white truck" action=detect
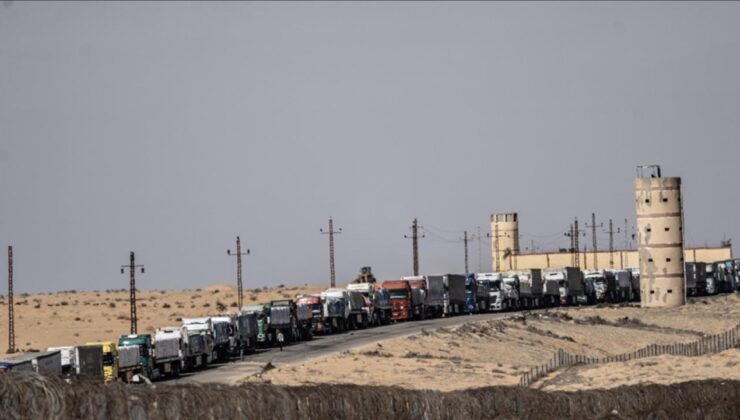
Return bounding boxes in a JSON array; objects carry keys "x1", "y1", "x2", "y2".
[
  {"x1": 181, "y1": 317, "x2": 215, "y2": 363},
  {"x1": 475, "y1": 273, "x2": 504, "y2": 311},
  {"x1": 501, "y1": 274, "x2": 521, "y2": 310},
  {"x1": 47, "y1": 346, "x2": 76, "y2": 376},
  {"x1": 154, "y1": 328, "x2": 185, "y2": 378},
  {"x1": 320, "y1": 288, "x2": 351, "y2": 333}
]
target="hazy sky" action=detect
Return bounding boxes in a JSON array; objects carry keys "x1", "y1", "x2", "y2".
[{"x1": 1, "y1": 2, "x2": 739, "y2": 293}]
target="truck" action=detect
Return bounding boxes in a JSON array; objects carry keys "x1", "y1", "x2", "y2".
[
  {"x1": 422, "y1": 275, "x2": 446, "y2": 318},
  {"x1": 627, "y1": 268, "x2": 641, "y2": 301},
  {"x1": 119, "y1": 333, "x2": 182, "y2": 380},
  {"x1": 47, "y1": 346, "x2": 76, "y2": 376},
  {"x1": 611, "y1": 270, "x2": 634, "y2": 301},
  {"x1": 0, "y1": 351, "x2": 61, "y2": 375},
  {"x1": 544, "y1": 267, "x2": 584, "y2": 306},
  {"x1": 294, "y1": 295, "x2": 327, "y2": 334},
  {"x1": 234, "y1": 312, "x2": 258, "y2": 355},
  {"x1": 321, "y1": 288, "x2": 349, "y2": 334},
  {"x1": 516, "y1": 269, "x2": 543, "y2": 309},
  {"x1": 501, "y1": 274, "x2": 521, "y2": 310},
  {"x1": 179, "y1": 324, "x2": 210, "y2": 370},
  {"x1": 181, "y1": 317, "x2": 216, "y2": 363},
  {"x1": 320, "y1": 289, "x2": 350, "y2": 333},
  {"x1": 584, "y1": 270, "x2": 616, "y2": 303},
  {"x1": 541, "y1": 271, "x2": 561, "y2": 307},
  {"x1": 463, "y1": 274, "x2": 478, "y2": 314},
  {"x1": 346, "y1": 290, "x2": 370, "y2": 329},
  {"x1": 0, "y1": 354, "x2": 35, "y2": 374},
  {"x1": 403, "y1": 276, "x2": 429, "y2": 320},
  {"x1": 294, "y1": 303, "x2": 314, "y2": 340},
  {"x1": 475, "y1": 276, "x2": 492, "y2": 312},
  {"x1": 242, "y1": 305, "x2": 272, "y2": 346},
  {"x1": 704, "y1": 264, "x2": 718, "y2": 295},
  {"x1": 382, "y1": 280, "x2": 418, "y2": 321},
  {"x1": 209, "y1": 317, "x2": 234, "y2": 362},
  {"x1": 74, "y1": 343, "x2": 132, "y2": 382},
  {"x1": 153, "y1": 328, "x2": 185, "y2": 377},
  {"x1": 264, "y1": 300, "x2": 297, "y2": 346},
  {"x1": 685, "y1": 262, "x2": 707, "y2": 296},
  {"x1": 443, "y1": 274, "x2": 466, "y2": 315},
  {"x1": 475, "y1": 273, "x2": 503, "y2": 311},
  {"x1": 346, "y1": 283, "x2": 392, "y2": 326}
]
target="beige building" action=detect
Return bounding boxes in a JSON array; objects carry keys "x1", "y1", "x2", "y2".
[{"x1": 507, "y1": 246, "x2": 731, "y2": 272}]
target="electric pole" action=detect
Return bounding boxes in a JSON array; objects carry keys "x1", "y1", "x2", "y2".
[
  {"x1": 227, "y1": 236, "x2": 250, "y2": 309},
  {"x1": 120, "y1": 252, "x2": 145, "y2": 335},
  {"x1": 404, "y1": 218, "x2": 424, "y2": 276},
  {"x1": 492, "y1": 224, "x2": 502, "y2": 272},
  {"x1": 320, "y1": 217, "x2": 342, "y2": 287},
  {"x1": 477, "y1": 226, "x2": 483, "y2": 273},
  {"x1": 603, "y1": 219, "x2": 621, "y2": 268},
  {"x1": 564, "y1": 218, "x2": 585, "y2": 268},
  {"x1": 463, "y1": 231, "x2": 469, "y2": 273},
  {"x1": 7, "y1": 246, "x2": 15, "y2": 354},
  {"x1": 586, "y1": 213, "x2": 603, "y2": 269},
  {"x1": 624, "y1": 218, "x2": 629, "y2": 249}
]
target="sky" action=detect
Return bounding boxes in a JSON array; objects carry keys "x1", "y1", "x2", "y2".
[{"x1": 1, "y1": 2, "x2": 739, "y2": 293}]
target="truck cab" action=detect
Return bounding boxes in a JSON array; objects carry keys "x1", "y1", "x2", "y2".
[
  {"x1": 464, "y1": 274, "x2": 478, "y2": 314},
  {"x1": 382, "y1": 280, "x2": 413, "y2": 321},
  {"x1": 476, "y1": 273, "x2": 503, "y2": 311},
  {"x1": 501, "y1": 274, "x2": 520, "y2": 310},
  {"x1": 295, "y1": 295, "x2": 325, "y2": 333},
  {"x1": 118, "y1": 334, "x2": 154, "y2": 379}
]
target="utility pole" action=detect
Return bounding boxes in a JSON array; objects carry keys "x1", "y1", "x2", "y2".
[
  {"x1": 493, "y1": 224, "x2": 501, "y2": 272},
  {"x1": 603, "y1": 219, "x2": 621, "y2": 268},
  {"x1": 463, "y1": 231, "x2": 469, "y2": 273},
  {"x1": 404, "y1": 218, "x2": 424, "y2": 276},
  {"x1": 564, "y1": 218, "x2": 585, "y2": 268},
  {"x1": 320, "y1": 217, "x2": 342, "y2": 287},
  {"x1": 624, "y1": 218, "x2": 629, "y2": 249},
  {"x1": 120, "y1": 252, "x2": 145, "y2": 335},
  {"x1": 530, "y1": 240, "x2": 536, "y2": 253},
  {"x1": 227, "y1": 236, "x2": 250, "y2": 309},
  {"x1": 476, "y1": 226, "x2": 483, "y2": 273},
  {"x1": 7, "y1": 246, "x2": 15, "y2": 354},
  {"x1": 586, "y1": 213, "x2": 603, "y2": 269}
]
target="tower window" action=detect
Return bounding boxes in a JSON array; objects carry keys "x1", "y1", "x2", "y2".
[
  {"x1": 667, "y1": 289, "x2": 673, "y2": 293},
  {"x1": 662, "y1": 198, "x2": 668, "y2": 202},
  {"x1": 666, "y1": 258, "x2": 671, "y2": 262},
  {"x1": 664, "y1": 227, "x2": 670, "y2": 232},
  {"x1": 645, "y1": 199, "x2": 651, "y2": 204}
]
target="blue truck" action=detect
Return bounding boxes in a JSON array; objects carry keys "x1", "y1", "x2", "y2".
[{"x1": 464, "y1": 274, "x2": 478, "y2": 314}]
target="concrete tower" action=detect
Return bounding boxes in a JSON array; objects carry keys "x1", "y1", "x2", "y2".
[
  {"x1": 634, "y1": 165, "x2": 685, "y2": 308},
  {"x1": 491, "y1": 213, "x2": 519, "y2": 272}
]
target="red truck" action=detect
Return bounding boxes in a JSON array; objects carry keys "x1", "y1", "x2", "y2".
[{"x1": 382, "y1": 280, "x2": 424, "y2": 322}]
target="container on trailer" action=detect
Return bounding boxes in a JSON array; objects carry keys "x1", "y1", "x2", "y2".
[
  {"x1": 518, "y1": 269, "x2": 543, "y2": 298},
  {"x1": 47, "y1": 346, "x2": 76, "y2": 374},
  {"x1": 154, "y1": 329, "x2": 182, "y2": 361},
  {"x1": 269, "y1": 305, "x2": 292, "y2": 326},
  {"x1": 0, "y1": 356, "x2": 34, "y2": 373},
  {"x1": 75, "y1": 345, "x2": 105, "y2": 379},
  {"x1": 425, "y1": 276, "x2": 445, "y2": 308},
  {"x1": 118, "y1": 345, "x2": 141, "y2": 369}
]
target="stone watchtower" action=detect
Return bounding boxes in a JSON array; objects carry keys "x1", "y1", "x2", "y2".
[{"x1": 635, "y1": 165, "x2": 685, "y2": 308}]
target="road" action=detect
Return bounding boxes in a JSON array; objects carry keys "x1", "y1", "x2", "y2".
[{"x1": 170, "y1": 311, "x2": 519, "y2": 385}]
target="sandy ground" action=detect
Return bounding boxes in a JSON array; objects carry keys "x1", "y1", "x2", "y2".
[
  {"x1": 248, "y1": 293, "x2": 740, "y2": 391},
  {"x1": 0, "y1": 283, "x2": 324, "y2": 357}
]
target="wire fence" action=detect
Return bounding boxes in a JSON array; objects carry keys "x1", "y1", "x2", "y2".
[{"x1": 519, "y1": 322, "x2": 740, "y2": 388}]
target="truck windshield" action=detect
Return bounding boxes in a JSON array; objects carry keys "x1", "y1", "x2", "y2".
[
  {"x1": 389, "y1": 292, "x2": 408, "y2": 300},
  {"x1": 490, "y1": 281, "x2": 501, "y2": 291}
]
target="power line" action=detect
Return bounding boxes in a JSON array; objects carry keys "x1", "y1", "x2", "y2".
[
  {"x1": 320, "y1": 217, "x2": 342, "y2": 288},
  {"x1": 120, "y1": 251, "x2": 145, "y2": 335},
  {"x1": 227, "y1": 236, "x2": 250, "y2": 309}
]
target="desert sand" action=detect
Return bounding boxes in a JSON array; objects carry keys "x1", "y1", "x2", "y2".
[
  {"x1": 249, "y1": 294, "x2": 740, "y2": 391},
  {"x1": 0, "y1": 283, "x2": 324, "y2": 357}
]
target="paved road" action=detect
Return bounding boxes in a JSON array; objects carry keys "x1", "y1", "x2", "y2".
[{"x1": 170, "y1": 311, "x2": 520, "y2": 385}]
